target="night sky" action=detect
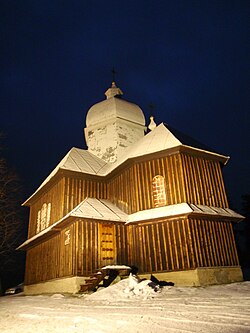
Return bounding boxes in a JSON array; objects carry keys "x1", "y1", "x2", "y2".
[{"x1": 1, "y1": 1, "x2": 249, "y2": 211}]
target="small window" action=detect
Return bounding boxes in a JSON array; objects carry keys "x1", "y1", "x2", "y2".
[
  {"x1": 64, "y1": 230, "x2": 70, "y2": 245},
  {"x1": 152, "y1": 175, "x2": 167, "y2": 207},
  {"x1": 36, "y1": 202, "x2": 51, "y2": 234},
  {"x1": 41, "y1": 203, "x2": 47, "y2": 230},
  {"x1": 46, "y1": 203, "x2": 51, "y2": 228},
  {"x1": 36, "y1": 210, "x2": 41, "y2": 234}
]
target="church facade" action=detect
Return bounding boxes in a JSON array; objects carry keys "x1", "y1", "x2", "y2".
[{"x1": 18, "y1": 82, "x2": 244, "y2": 294}]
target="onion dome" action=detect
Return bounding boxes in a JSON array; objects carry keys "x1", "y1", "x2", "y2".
[{"x1": 86, "y1": 82, "x2": 145, "y2": 127}]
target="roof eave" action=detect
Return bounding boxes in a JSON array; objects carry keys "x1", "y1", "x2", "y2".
[
  {"x1": 22, "y1": 168, "x2": 63, "y2": 206},
  {"x1": 181, "y1": 145, "x2": 230, "y2": 165}
]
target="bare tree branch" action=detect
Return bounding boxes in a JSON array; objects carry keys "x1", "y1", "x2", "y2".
[{"x1": 0, "y1": 135, "x2": 24, "y2": 273}]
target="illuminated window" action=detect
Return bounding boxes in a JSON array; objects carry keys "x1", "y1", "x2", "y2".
[
  {"x1": 152, "y1": 175, "x2": 167, "y2": 207},
  {"x1": 36, "y1": 210, "x2": 41, "y2": 234},
  {"x1": 36, "y1": 202, "x2": 51, "y2": 234},
  {"x1": 40, "y1": 203, "x2": 47, "y2": 230},
  {"x1": 46, "y1": 203, "x2": 51, "y2": 228}
]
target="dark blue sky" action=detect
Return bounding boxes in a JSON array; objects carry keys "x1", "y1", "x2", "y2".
[{"x1": 1, "y1": 0, "x2": 249, "y2": 211}]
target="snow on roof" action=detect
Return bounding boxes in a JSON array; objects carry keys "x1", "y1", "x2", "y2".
[
  {"x1": 86, "y1": 95, "x2": 145, "y2": 127},
  {"x1": 24, "y1": 123, "x2": 229, "y2": 203},
  {"x1": 189, "y1": 204, "x2": 244, "y2": 220},
  {"x1": 70, "y1": 198, "x2": 128, "y2": 222},
  {"x1": 23, "y1": 148, "x2": 108, "y2": 205},
  {"x1": 99, "y1": 123, "x2": 229, "y2": 176},
  {"x1": 120, "y1": 122, "x2": 229, "y2": 161},
  {"x1": 17, "y1": 198, "x2": 128, "y2": 250},
  {"x1": 127, "y1": 203, "x2": 192, "y2": 223},
  {"x1": 69, "y1": 200, "x2": 244, "y2": 224},
  {"x1": 100, "y1": 122, "x2": 182, "y2": 173},
  {"x1": 100, "y1": 265, "x2": 131, "y2": 270},
  {"x1": 18, "y1": 199, "x2": 244, "y2": 250},
  {"x1": 16, "y1": 222, "x2": 57, "y2": 250},
  {"x1": 60, "y1": 147, "x2": 107, "y2": 174}
]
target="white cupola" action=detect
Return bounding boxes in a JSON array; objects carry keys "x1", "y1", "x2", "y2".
[{"x1": 84, "y1": 82, "x2": 146, "y2": 163}]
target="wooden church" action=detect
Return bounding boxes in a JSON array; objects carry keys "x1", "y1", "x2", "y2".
[{"x1": 18, "y1": 82, "x2": 244, "y2": 294}]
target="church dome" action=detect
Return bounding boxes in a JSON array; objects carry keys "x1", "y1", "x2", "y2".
[{"x1": 86, "y1": 82, "x2": 145, "y2": 127}]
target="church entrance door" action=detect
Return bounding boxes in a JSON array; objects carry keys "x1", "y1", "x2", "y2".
[{"x1": 99, "y1": 223, "x2": 116, "y2": 267}]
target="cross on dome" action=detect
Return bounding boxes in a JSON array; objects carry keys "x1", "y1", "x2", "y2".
[
  {"x1": 112, "y1": 67, "x2": 117, "y2": 82},
  {"x1": 105, "y1": 81, "x2": 123, "y2": 99}
]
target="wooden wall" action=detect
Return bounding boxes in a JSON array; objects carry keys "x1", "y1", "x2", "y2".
[
  {"x1": 25, "y1": 222, "x2": 79, "y2": 285},
  {"x1": 25, "y1": 149, "x2": 233, "y2": 285},
  {"x1": 28, "y1": 175, "x2": 107, "y2": 239},
  {"x1": 115, "y1": 223, "x2": 128, "y2": 265},
  {"x1": 63, "y1": 176, "x2": 107, "y2": 215},
  {"x1": 25, "y1": 216, "x2": 239, "y2": 285},
  {"x1": 77, "y1": 220, "x2": 99, "y2": 276},
  {"x1": 108, "y1": 152, "x2": 228, "y2": 214},
  {"x1": 25, "y1": 234, "x2": 61, "y2": 285},
  {"x1": 127, "y1": 218, "x2": 239, "y2": 274},
  {"x1": 28, "y1": 151, "x2": 228, "y2": 239},
  {"x1": 25, "y1": 219, "x2": 119, "y2": 285},
  {"x1": 181, "y1": 154, "x2": 228, "y2": 208},
  {"x1": 28, "y1": 178, "x2": 65, "y2": 238}
]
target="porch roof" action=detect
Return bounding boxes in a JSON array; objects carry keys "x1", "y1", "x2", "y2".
[{"x1": 17, "y1": 199, "x2": 244, "y2": 250}]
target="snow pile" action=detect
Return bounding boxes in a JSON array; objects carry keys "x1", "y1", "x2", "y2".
[
  {"x1": 87, "y1": 274, "x2": 161, "y2": 301},
  {"x1": 50, "y1": 294, "x2": 65, "y2": 299},
  {"x1": 0, "y1": 282, "x2": 250, "y2": 333}
]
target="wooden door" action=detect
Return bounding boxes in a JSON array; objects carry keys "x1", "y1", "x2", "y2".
[{"x1": 99, "y1": 223, "x2": 116, "y2": 267}]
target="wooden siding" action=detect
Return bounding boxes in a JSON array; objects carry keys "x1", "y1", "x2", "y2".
[
  {"x1": 28, "y1": 176, "x2": 107, "y2": 239},
  {"x1": 108, "y1": 153, "x2": 228, "y2": 214},
  {"x1": 28, "y1": 152, "x2": 228, "y2": 240},
  {"x1": 115, "y1": 223, "x2": 128, "y2": 265},
  {"x1": 25, "y1": 234, "x2": 61, "y2": 285},
  {"x1": 63, "y1": 176, "x2": 107, "y2": 216},
  {"x1": 25, "y1": 217, "x2": 239, "y2": 285},
  {"x1": 127, "y1": 218, "x2": 239, "y2": 274},
  {"x1": 24, "y1": 149, "x2": 235, "y2": 286},
  {"x1": 181, "y1": 154, "x2": 228, "y2": 208},
  {"x1": 77, "y1": 220, "x2": 120, "y2": 275},
  {"x1": 77, "y1": 220, "x2": 99, "y2": 276},
  {"x1": 25, "y1": 219, "x2": 123, "y2": 285},
  {"x1": 28, "y1": 178, "x2": 65, "y2": 239},
  {"x1": 25, "y1": 222, "x2": 79, "y2": 285}
]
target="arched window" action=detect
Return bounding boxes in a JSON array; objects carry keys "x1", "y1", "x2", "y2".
[{"x1": 152, "y1": 175, "x2": 167, "y2": 207}]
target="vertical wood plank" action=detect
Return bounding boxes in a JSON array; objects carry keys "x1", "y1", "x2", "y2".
[
  {"x1": 186, "y1": 219, "x2": 196, "y2": 268},
  {"x1": 155, "y1": 223, "x2": 163, "y2": 271},
  {"x1": 182, "y1": 219, "x2": 190, "y2": 269}
]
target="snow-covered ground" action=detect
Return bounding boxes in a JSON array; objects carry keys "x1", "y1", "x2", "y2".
[{"x1": 0, "y1": 279, "x2": 250, "y2": 333}]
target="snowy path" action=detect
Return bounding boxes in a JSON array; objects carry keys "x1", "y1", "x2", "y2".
[{"x1": 0, "y1": 281, "x2": 250, "y2": 333}]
